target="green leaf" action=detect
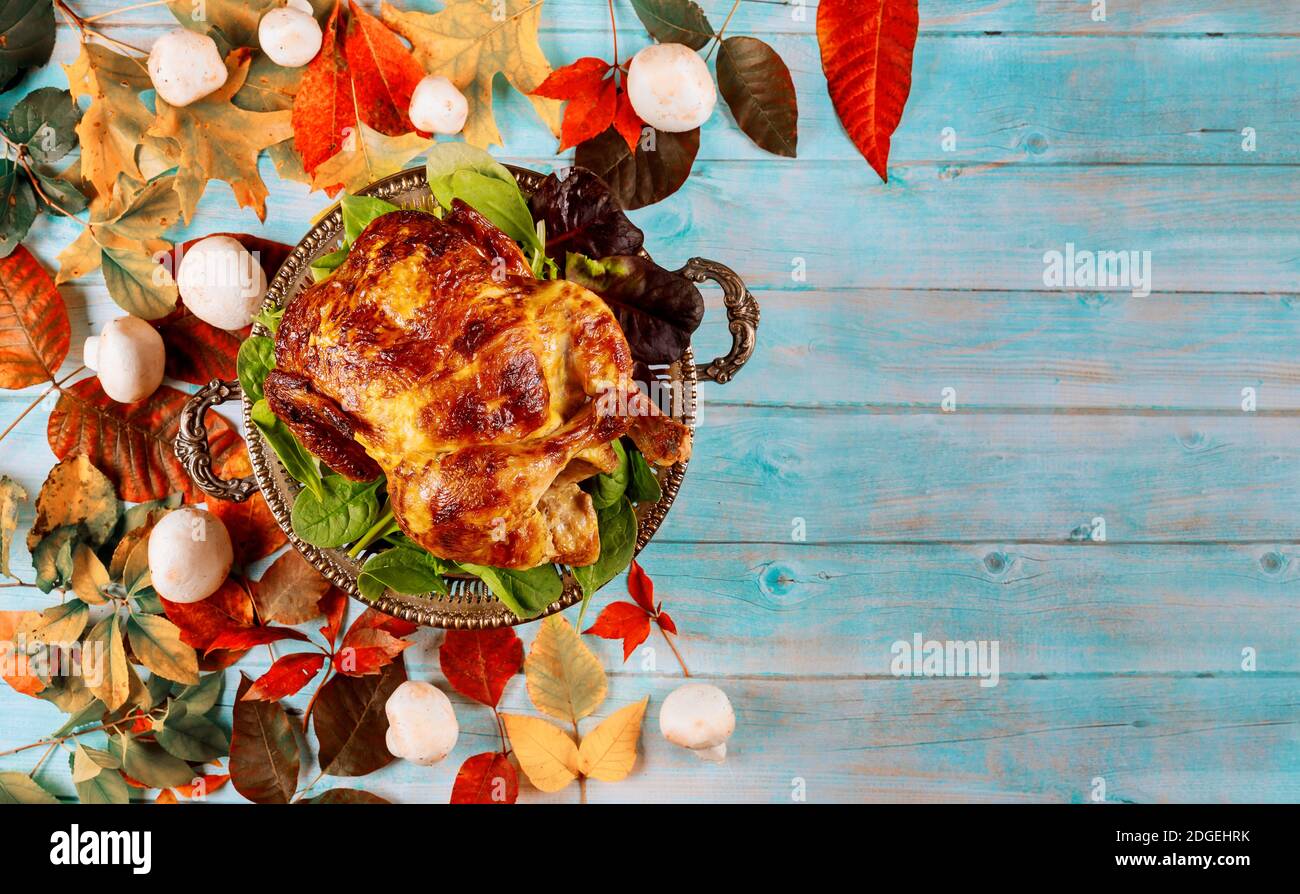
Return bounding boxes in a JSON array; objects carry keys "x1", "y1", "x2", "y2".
[
  {"x1": 716, "y1": 36, "x2": 799, "y2": 158},
  {"x1": 74, "y1": 768, "x2": 129, "y2": 804},
  {"x1": 31, "y1": 524, "x2": 76, "y2": 592},
  {"x1": 71, "y1": 743, "x2": 119, "y2": 782},
  {"x1": 460, "y1": 562, "x2": 563, "y2": 620},
  {"x1": 126, "y1": 614, "x2": 199, "y2": 685},
  {"x1": 625, "y1": 447, "x2": 663, "y2": 504},
  {"x1": 358, "y1": 546, "x2": 450, "y2": 600},
  {"x1": 49, "y1": 699, "x2": 105, "y2": 738},
  {"x1": 309, "y1": 248, "x2": 348, "y2": 282},
  {"x1": 291, "y1": 475, "x2": 382, "y2": 548},
  {"x1": 447, "y1": 169, "x2": 541, "y2": 251},
  {"x1": 0, "y1": 0, "x2": 56, "y2": 88},
  {"x1": 3, "y1": 87, "x2": 81, "y2": 164},
  {"x1": 34, "y1": 170, "x2": 88, "y2": 215},
  {"x1": 425, "y1": 142, "x2": 516, "y2": 203},
  {"x1": 251, "y1": 398, "x2": 323, "y2": 499},
  {"x1": 0, "y1": 771, "x2": 59, "y2": 803},
  {"x1": 236, "y1": 335, "x2": 275, "y2": 404},
  {"x1": 588, "y1": 440, "x2": 629, "y2": 509},
  {"x1": 341, "y1": 194, "x2": 400, "y2": 246},
  {"x1": 28, "y1": 599, "x2": 89, "y2": 645},
  {"x1": 110, "y1": 733, "x2": 196, "y2": 789},
  {"x1": 572, "y1": 497, "x2": 637, "y2": 602},
  {"x1": 157, "y1": 712, "x2": 230, "y2": 762},
  {"x1": 86, "y1": 613, "x2": 130, "y2": 711},
  {"x1": 101, "y1": 245, "x2": 179, "y2": 320},
  {"x1": 630, "y1": 0, "x2": 715, "y2": 50},
  {"x1": 0, "y1": 160, "x2": 37, "y2": 258},
  {"x1": 175, "y1": 673, "x2": 223, "y2": 715},
  {"x1": 253, "y1": 302, "x2": 284, "y2": 334}
]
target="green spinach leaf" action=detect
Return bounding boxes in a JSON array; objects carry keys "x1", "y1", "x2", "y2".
[
  {"x1": 290, "y1": 475, "x2": 382, "y2": 548},
  {"x1": 359, "y1": 546, "x2": 450, "y2": 600},
  {"x1": 341, "y1": 194, "x2": 401, "y2": 245},
  {"x1": 309, "y1": 248, "x2": 349, "y2": 282},
  {"x1": 588, "y1": 440, "x2": 629, "y2": 509},
  {"x1": 251, "y1": 399, "x2": 322, "y2": 500},
  {"x1": 459, "y1": 562, "x2": 563, "y2": 620},
  {"x1": 625, "y1": 446, "x2": 663, "y2": 504},
  {"x1": 572, "y1": 497, "x2": 637, "y2": 604},
  {"x1": 236, "y1": 335, "x2": 274, "y2": 404}
]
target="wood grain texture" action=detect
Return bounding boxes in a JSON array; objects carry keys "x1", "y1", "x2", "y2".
[{"x1": 0, "y1": 0, "x2": 1296, "y2": 804}]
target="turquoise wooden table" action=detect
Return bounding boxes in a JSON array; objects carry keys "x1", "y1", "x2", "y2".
[{"x1": 2, "y1": 0, "x2": 1298, "y2": 803}]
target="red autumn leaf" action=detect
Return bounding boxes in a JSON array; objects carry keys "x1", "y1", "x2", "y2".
[
  {"x1": 174, "y1": 773, "x2": 230, "y2": 800},
  {"x1": 438, "y1": 627, "x2": 522, "y2": 708},
  {"x1": 584, "y1": 601, "x2": 651, "y2": 662},
  {"x1": 206, "y1": 625, "x2": 311, "y2": 655},
  {"x1": 816, "y1": 0, "x2": 919, "y2": 181},
  {"x1": 450, "y1": 752, "x2": 518, "y2": 804},
  {"x1": 0, "y1": 245, "x2": 69, "y2": 389},
  {"x1": 155, "y1": 788, "x2": 178, "y2": 804},
  {"x1": 47, "y1": 378, "x2": 244, "y2": 503},
  {"x1": 657, "y1": 610, "x2": 677, "y2": 635},
  {"x1": 292, "y1": 0, "x2": 354, "y2": 182},
  {"x1": 244, "y1": 651, "x2": 328, "y2": 701},
  {"x1": 318, "y1": 587, "x2": 349, "y2": 648},
  {"x1": 163, "y1": 577, "x2": 255, "y2": 652},
  {"x1": 206, "y1": 446, "x2": 286, "y2": 566},
  {"x1": 343, "y1": 0, "x2": 425, "y2": 136},
  {"x1": 346, "y1": 606, "x2": 418, "y2": 639},
  {"x1": 154, "y1": 234, "x2": 293, "y2": 385},
  {"x1": 334, "y1": 627, "x2": 411, "y2": 676},
  {"x1": 533, "y1": 57, "x2": 643, "y2": 152},
  {"x1": 626, "y1": 559, "x2": 655, "y2": 614}
]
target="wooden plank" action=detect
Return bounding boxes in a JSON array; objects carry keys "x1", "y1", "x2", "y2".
[
  {"x1": 17, "y1": 27, "x2": 1300, "y2": 165},
  {"x1": 64, "y1": 0, "x2": 1300, "y2": 36},
  {"x1": 8, "y1": 674, "x2": 1296, "y2": 803},
  {"x1": 694, "y1": 289, "x2": 1300, "y2": 410},
  {"x1": 4, "y1": 404, "x2": 1300, "y2": 543}
]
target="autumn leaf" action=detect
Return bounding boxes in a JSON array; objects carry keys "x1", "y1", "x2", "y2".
[
  {"x1": 162, "y1": 577, "x2": 255, "y2": 653},
  {"x1": 71, "y1": 543, "x2": 110, "y2": 604},
  {"x1": 206, "y1": 485, "x2": 286, "y2": 568},
  {"x1": 26, "y1": 454, "x2": 119, "y2": 551},
  {"x1": 126, "y1": 614, "x2": 200, "y2": 685},
  {"x1": 334, "y1": 606, "x2": 416, "y2": 676},
  {"x1": 318, "y1": 586, "x2": 349, "y2": 648},
  {"x1": 63, "y1": 43, "x2": 154, "y2": 200},
  {"x1": 501, "y1": 714, "x2": 579, "y2": 793},
  {"x1": 584, "y1": 602, "x2": 651, "y2": 662},
  {"x1": 146, "y1": 48, "x2": 294, "y2": 222},
  {"x1": 0, "y1": 610, "x2": 43, "y2": 696},
  {"x1": 47, "y1": 378, "x2": 244, "y2": 503},
  {"x1": 292, "y1": 1, "x2": 353, "y2": 181},
  {"x1": 304, "y1": 788, "x2": 391, "y2": 803},
  {"x1": 206, "y1": 625, "x2": 310, "y2": 655},
  {"x1": 230, "y1": 672, "x2": 301, "y2": 804},
  {"x1": 577, "y1": 696, "x2": 648, "y2": 782},
  {"x1": 0, "y1": 477, "x2": 26, "y2": 580},
  {"x1": 165, "y1": 0, "x2": 281, "y2": 50},
  {"x1": 344, "y1": 0, "x2": 425, "y2": 136},
  {"x1": 716, "y1": 36, "x2": 798, "y2": 158},
  {"x1": 629, "y1": 0, "x2": 714, "y2": 50},
  {"x1": 233, "y1": 53, "x2": 310, "y2": 184},
  {"x1": 817, "y1": 0, "x2": 919, "y2": 181},
  {"x1": 243, "y1": 651, "x2": 327, "y2": 701},
  {"x1": 25, "y1": 600, "x2": 89, "y2": 647},
  {"x1": 252, "y1": 550, "x2": 331, "y2": 625},
  {"x1": 450, "y1": 752, "x2": 518, "y2": 804},
  {"x1": 0, "y1": 245, "x2": 68, "y2": 388},
  {"x1": 379, "y1": 0, "x2": 561, "y2": 150},
  {"x1": 533, "y1": 58, "x2": 644, "y2": 152},
  {"x1": 524, "y1": 614, "x2": 607, "y2": 726},
  {"x1": 439, "y1": 627, "x2": 523, "y2": 708},
  {"x1": 313, "y1": 659, "x2": 405, "y2": 776},
  {"x1": 84, "y1": 613, "x2": 129, "y2": 711},
  {"x1": 309, "y1": 122, "x2": 430, "y2": 195}
]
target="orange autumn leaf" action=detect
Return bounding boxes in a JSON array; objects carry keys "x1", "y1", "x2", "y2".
[
  {"x1": 533, "y1": 57, "x2": 643, "y2": 152},
  {"x1": 344, "y1": 0, "x2": 425, "y2": 136},
  {"x1": 292, "y1": 1, "x2": 354, "y2": 185},
  {"x1": 0, "y1": 610, "x2": 44, "y2": 696},
  {"x1": 0, "y1": 246, "x2": 69, "y2": 389},
  {"x1": 252, "y1": 550, "x2": 330, "y2": 625},
  {"x1": 450, "y1": 752, "x2": 518, "y2": 804},
  {"x1": 243, "y1": 651, "x2": 327, "y2": 701}
]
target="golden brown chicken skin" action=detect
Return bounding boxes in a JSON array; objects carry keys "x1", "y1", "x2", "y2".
[{"x1": 265, "y1": 202, "x2": 691, "y2": 569}]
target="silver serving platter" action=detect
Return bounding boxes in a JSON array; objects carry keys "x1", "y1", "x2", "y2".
[{"x1": 177, "y1": 165, "x2": 758, "y2": 628}]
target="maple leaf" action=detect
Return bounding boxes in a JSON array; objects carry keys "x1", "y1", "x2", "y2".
[
  {"x1": 439, "y1": 627, "x2": 523, "y2": 708},
  {"x1": 533, "y1": 57, "x2": 644, "y2": 152},
  {"x1": 333, "y1": 606, "x2": 416, "y2": 676},
  {"x1": 583, "y1": 560, "x2": 678, "y2": 662},
  {"x1": 379, "y1": 0, "x2": 562, "y2": 150},
  {"x1": 63, "y1": 43, "x2": 154, "y2": 201},
  {"x1": 233, "y1": 53, "x2": 310, "y2": 184},
  {"x1": 817, "y1": 0, "x2": 919, "y2": 181},
  {"x1": 146, "y1": 47, "x2": 294, "y2": 222},
  {"x1": 344, "y1": 0, "x2": 425, "y2": 136},
  {"x1": 309, "y1": 121, "x2": 430, "y2": 195},
  {"x1": 292, "y1": 1, "x2": 353, "y2": 181}
]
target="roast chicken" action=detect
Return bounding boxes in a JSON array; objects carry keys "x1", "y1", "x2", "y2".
[{"x1": 265, "y1": 202, "x2": 692, "y2": 569}]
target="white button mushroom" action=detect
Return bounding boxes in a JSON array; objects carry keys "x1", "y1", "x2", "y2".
[
  {"x1": 148, "y1": 28, "x2": 228, "y2": 108},
  {"x1": 408, "y1": 75, "x2": 469, "y2": 135},
  {"x1": 147, "y1": 508, "x2": 233, "y2": 604},
  {"x1": 626, "y1": 43, "x2": 717, "y2": 133},
  {"x1": 385, "y1": 680, "x2": 459, "y2": 766},
  {"x1": 83, "y1": 316, "x2": 165, "y2": 404},
  {"x1": 258, "y1": 1, "x2": 324, "y2": 69},
  {"x1": 659, "y1": 682, "x2": 734, "y2": 762},
  {"x1": 176, "y1": 236, "x2": 268, "y2": 331}
]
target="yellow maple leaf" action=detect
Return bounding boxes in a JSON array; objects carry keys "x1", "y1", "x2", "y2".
[
  {"x1": 577, "y1": 697, "x2": 649, "y2": 782},
  {"x1": 310, "y1": 122, "x2": 431, "y2": 194},
  {"x1": 501, "y1": 713, "x2": 579, "y2": 793},
  {"x1": 524, "y1": 614, "x2": 607, "y2": 726},
  {"x1": 379, "y1": 0, "x2": 561, "y2": 150},
  {"x1": 64, "y1": 43, "x2": 155, "y2": 202},
  {"x1": 146, "y1": 47, "x2": 294, "y2": 222}
]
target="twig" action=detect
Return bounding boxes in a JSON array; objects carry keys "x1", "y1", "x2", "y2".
[
  {"x1": 660, "y1": 625, "x2": 691, "y2": 677},
  {"x1": 0, "y1": 708, "x2": 155, "y2": 759},
  {"x1": 0, "y1": 366, "x2": 86, "y2": 446},
  {"x1": 705, "y1": 0, "x2": 743, "y2": 61},
  {"x1": 82, "y1": 0, "x2": 167, "y2": 22},
  {"x1": 607, "y1": 0, "x2": 619, "y2": 70}
]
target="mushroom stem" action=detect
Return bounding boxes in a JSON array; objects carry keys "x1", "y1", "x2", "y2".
[{"x1": 694, "y1": 742, "x2": 727, "y2": 762}]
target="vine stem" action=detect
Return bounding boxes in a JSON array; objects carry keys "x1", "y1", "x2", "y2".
[
  {"x1": 82, "y1": 0, "x2": 167, "y2": 22},
  {"x1": 0, "y1": 366, "x2": 86, "y2": 447},
  {"x1": 607, "y1": 0, "x2": 619, "y2": 70},
  {"x1": 705, "y1": 0, "x2": 743, "y2": 61},
  {"x1": 0, "y1": 131, "x2": 90, "y2": 227},
  {"x1": 0, "y1": 708, "x2": 155, "y2": 759},
  {"x1": 659, "y1": 624, "x2": 691, "y2": 677},
  {"x1": 54, "y1": 0, "x2": 151, "y2": 59}
]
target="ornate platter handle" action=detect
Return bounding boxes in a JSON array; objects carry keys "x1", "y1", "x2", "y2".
[
  {"x1": 678, "y1": 257, "x2": 760, "y2": 384},
  {"x1": 175, "y1": 379, "x2": 256, "y2": 503}
]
